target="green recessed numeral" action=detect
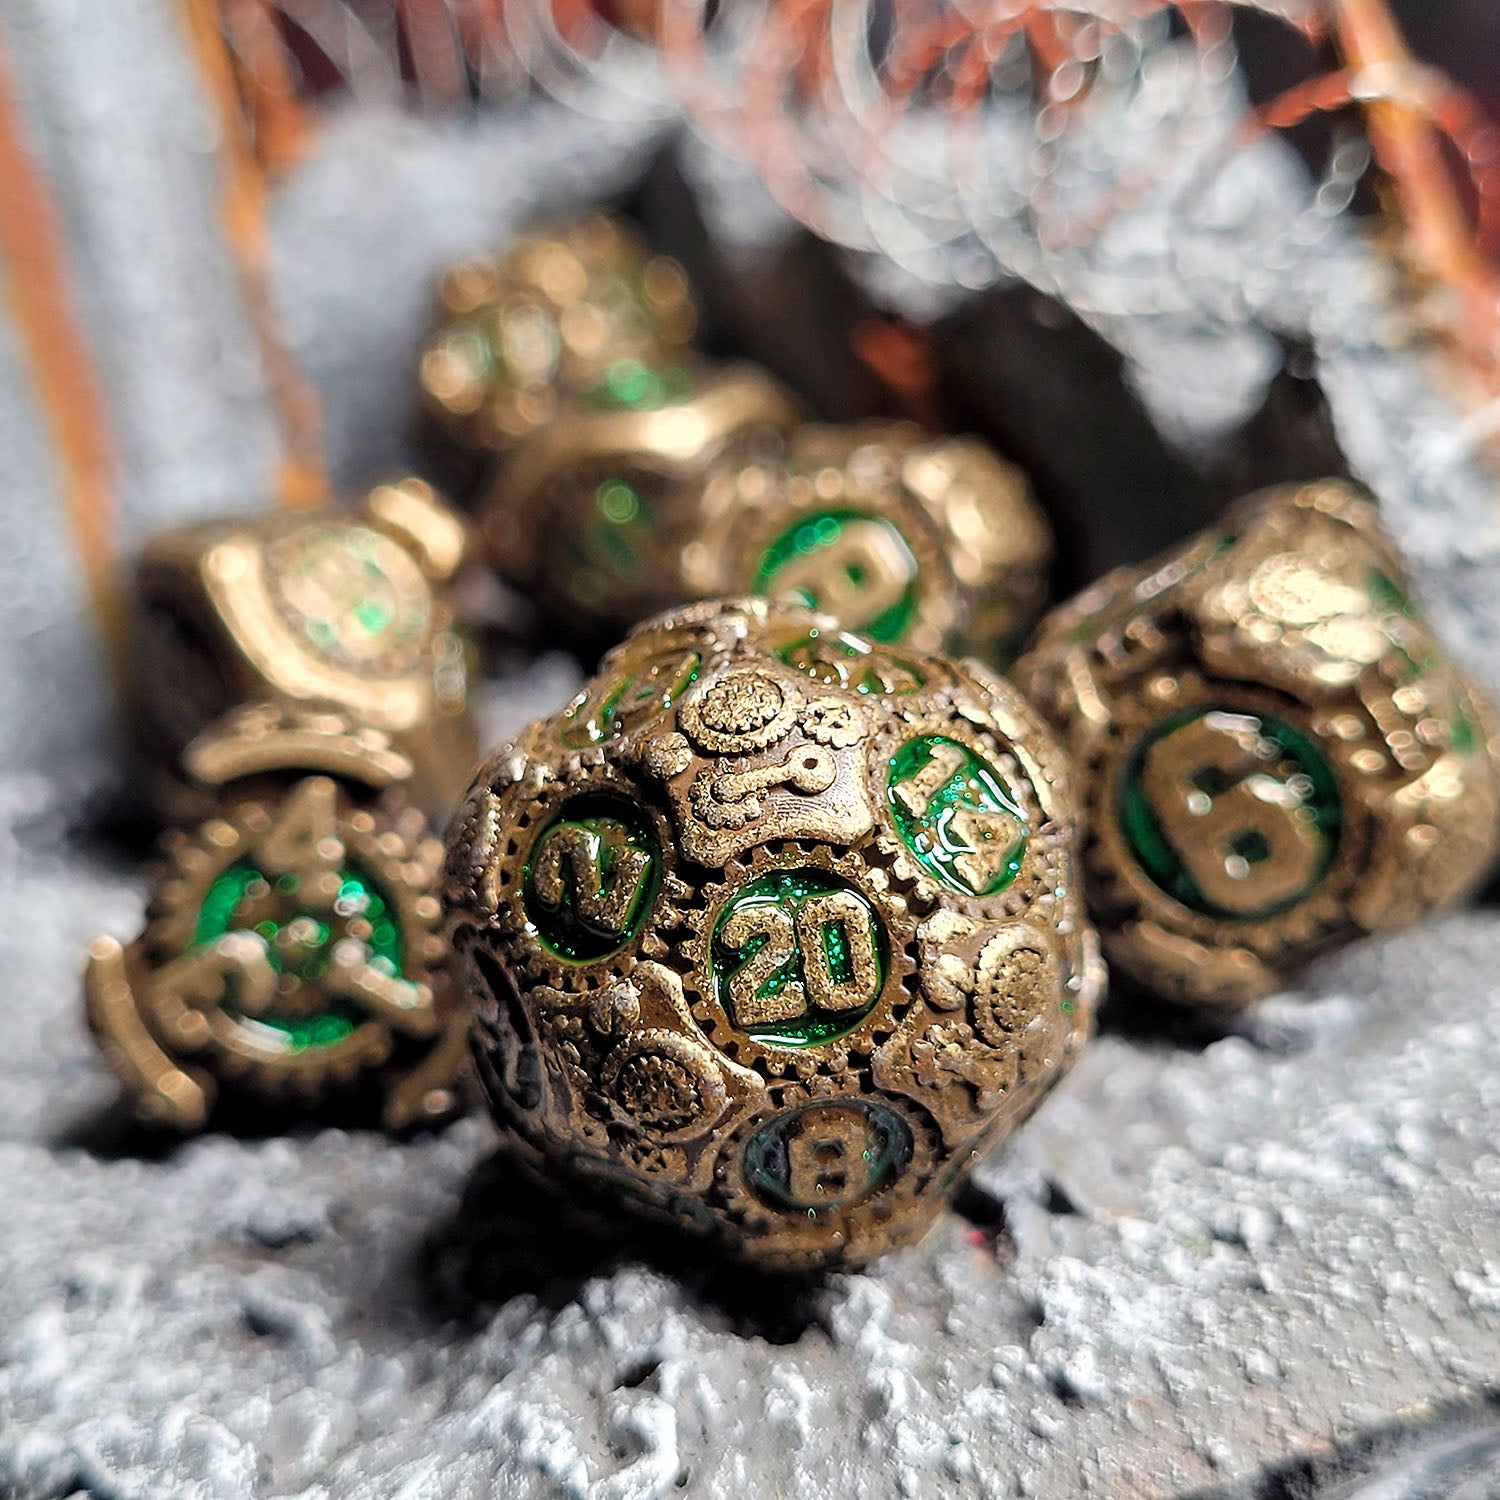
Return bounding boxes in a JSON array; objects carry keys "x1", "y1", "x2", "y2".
[
  {"x1": 744, "y1": 1101, "x2": 913, "y2": 1214},
  {"x1": 1119, "y1": 707, "x2": 1341, "y2": 919},
  {"x1": 524, "y1": 796, "x2": 660, "y2": 962},
  {"x1": 755, "y1": 509, "x2": 920, "y2": 643},
  {"x1": 712, "y1": 870, "x2": 885, "y2": 1046},
  {"x1": 886, "y1": 736, "x2": 1028, "y2": 896}
]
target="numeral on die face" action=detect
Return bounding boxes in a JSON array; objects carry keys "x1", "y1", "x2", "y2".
[
  {"x1": 1119, "y1": 707, "x2": 1341, "y2": 919},
  {"x1": 755, "y1": 510, "x2": 920, "y2": 643},
  {"x1": 744, "y1": 1101, "x2": 914, "y2": 1213},
  {"x1": 524, "y1": 795, "x2": 660, "y2": 961},
  {"x1": 886, "y1": 736, "x2": 1029, "y2": 896},
  {"x1": 712, "y1": 870, "x2": 886, "y2": 1046}
]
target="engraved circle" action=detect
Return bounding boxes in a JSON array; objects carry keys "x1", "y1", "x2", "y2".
[
  {"x1": 1118, "y1": 706, "x2": 1342, "y2": 920},
  {"x1": 743, "y1": 1100, "x2": 914, "y2": 1213},
  {"x1": 679, "y1": 669, "x2": 801, "y2": 754},
  {"x1": 602, "y1": 1029, "x2": 727, "y2": 1139}
]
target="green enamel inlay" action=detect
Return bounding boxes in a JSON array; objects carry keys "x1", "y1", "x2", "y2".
[
  {"x1": 587, "y1": 358, "x2": 694, "y2": 412},
  {"x1": 523, "y1": 795, "x2": 660, "y2": 962},
  {"x1": 753, "y1": 509, "x2": 920, "y2": 643},
  {"x1": 277, "y1": 524, "x2": 428, "y2": 662},
  {"x1": 568, "y1": 477, "x2": 659, "y2": 605},
  {"x1": 558, "y1": 654, "x2": 701, "y2": 747},
  {"x1": 886, "y1": 736, "x2": 1029, "y2": 897},
  {"x1": 711, "y1": 869, "x2": 886, "y2": 1048},
  {"x1": 744, "y1": 1101, "x2": 913, "y2": 1214},
  {"x1": 773, "y1": 627, "x2": 926, "y2": 695},
  {"x1": 1118, "y1": 707, "x2": 1342, "y2": 920},
  {"x1": 193, "y1": 861, "x2": 405, "y2": 1050}
]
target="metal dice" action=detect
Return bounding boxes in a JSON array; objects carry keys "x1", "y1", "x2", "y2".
[
  {"x1": 420, "y1": 210, "x2": 699, "y2": 453},
  {"x1": 1014, "y1": 479, "x2": 1500, "y2": 1007},
  {"x1": 421, "y1": 211, "x2": 1053, "y2": 660},
  {"x1": 87, "y1": 706, "x2": 468, "y2": 1131},
  {"x1": 445, "y1": 597, "x2": 1101, "y2": 1270},
  {"x1": 680, "y1": 422, "x2": 1052, "y2": 660},
  {"x1": 131, "y1": 477, "x2": 475, "y2": 818}
]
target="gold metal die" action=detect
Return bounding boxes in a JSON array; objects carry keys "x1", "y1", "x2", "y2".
[
  {"x1": 86, "y1": 705, "x2": 469, "y2": 1132},
  {"x1": 684, "y1": 421, "x2": 1053, "y2": 661},
  {"x1": 445, "y1": 597, "x2": 1101, "y2": 1271},
  {"x1": 481, "y1": 363, "x2": 802, "y2": 629},
  {"x1": 1014, "y1": 479, "x2": 1500, "y2": 1007},
  {"x1": 485, "y1": 407, "x2": 1052, "y2": 660},
  {"x1": 419, "y1": 210, "x2": 698, "y2": 452},
  {"x1": 131, "y1": 477, "x2": 476, "y2": 820}
]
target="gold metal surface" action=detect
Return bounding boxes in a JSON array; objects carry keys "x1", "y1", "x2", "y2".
[
  {"x1": 419, "y1": 210, "x2": 697, "y2": 453},
  {"x1": 131, "y1": 477, "x2": 476, "y2": 820},
  {"x1": 445, "y1": 596, "x2": 1101, "y2": 1271},
  {"x1": 484, "y1": 407, "x2": 1051, "y2": 660},
  {"x1": 86, "y1": 704, "x2": 469, "y2": 1132},
  {"x1": 1014, "y1": 478, "x2": 1500, "y2": 1007}
]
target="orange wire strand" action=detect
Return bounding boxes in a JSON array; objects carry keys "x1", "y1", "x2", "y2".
[
  {"x1": 182, "y1": 0, "x2": 329, "y2": 509},
  {"x1": 0, "y1": 29, "x2": 125, "y2": 661}
]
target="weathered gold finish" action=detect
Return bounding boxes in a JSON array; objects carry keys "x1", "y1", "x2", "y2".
[
  {"x1": 683, "y1": 422, "x2": 1052, "y2": 660},
  {"x1": 131, "y1": 477, "x2": 475, "y2": 819},
  {"x1": 86, "y1": 704, "x2": 469, "y2": 1132},
  {"x1": 486, "y1": 410, "x2": 1051, "y2": 659},
  {"x1": 445, "y1": 596, "x2": 1101, "y2": 1270},
  {"x1": 419, "y1": 210, "x2": 697, "y2": 453},
  {"x1": 1014, "y1": 478, "x2": 1500, "y2": 1007}
]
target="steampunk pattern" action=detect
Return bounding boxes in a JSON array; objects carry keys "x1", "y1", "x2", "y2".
[
  {"x1": 87, "y1": 705, "x2": 469, "y2": 1132},
  {"x1": 131, "y1": 477, "x2": 475, "y2": 819},
  {"x1": 419, "y1": 210, "x2": 698, "y2": 453},
  {"x1": 681, "y1": 421, "x2": 1053, "y2": 662},
  {"x1": 445, "y1": 597, "x2": 1102, "y2": 1270},
  {"x1": 1014, "y1": 478, "x2": 1500, "y2": 1007}
]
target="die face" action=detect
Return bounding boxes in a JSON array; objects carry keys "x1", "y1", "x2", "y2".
[
  {"x1": 446, "y1": 598, "x2": 1099, "y2": 1270},
  {"x1": 419, "y1": 211, "x2": 697, "y2": 451},
  {"x1": 86, "y1": 707, "x2": 467, "y2": 1132},
  {"x1": 132, "y1": 490, "x2": 476, "y2": 818},
  {"x1": 479, "y1": 363, "x2": 802, "y2": 627},
  {"x1": 489, "y1": 414, "x2": 1053, "y2": 663},
  {"x1": 1015, "y1": 479, "x2": 1500, "y2": 1007}
]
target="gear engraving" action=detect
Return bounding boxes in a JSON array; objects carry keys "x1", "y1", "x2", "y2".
[{"x1": 449, "y1": 597, "x2": 1100, "y2": 1269}]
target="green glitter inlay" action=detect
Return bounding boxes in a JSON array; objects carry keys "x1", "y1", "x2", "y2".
[
  {"x1": 773, "y1": 628, "x2": 926, "y2": 696},
  {"x1": 193, "y1": 862, "x2": 406, "y2": 1050},
  {"x1": 1118, "y1": 707, "x2": 1342, "y2": 920},
  {"x1": 744, "y1": 1101, "x2": 913, "y2": 1214},
  {"x1": 711, "y1": 869, "x2": 886, "y2": 1048},
  {"x1": 886, "y1": 736, "x2": 1029, "y2": 897},
  {"x1": 523, "y1": 795, "x2": 660, "y2": 963},
  {"x1": 559, "y1": 654, "x2": 701, "y2": 747},
  {"x1": 753, "y1": 509, "x2": 920, "y2": 643},
  {"x1": 588, "y1": 359, "x2": 694, "y2": 413}
]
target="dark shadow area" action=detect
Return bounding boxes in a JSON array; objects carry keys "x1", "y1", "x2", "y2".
[
  {"x1": 51, "y1": 1084, "x2": 434, "y2": 1162},
  {"x1": 419, "y1": 1146, "x2": 833, "y2": 1346},
  {"x1": 949, "y1": 1175, "x2": 1015, "y2": 1261},
  {"x1": 1094, "y1": 976, "x2": 1276, "y2": 1055},
  {"x1": 1185, "y1": 1394, "x2": 1500, "y2": 1499},
  {"x1": 629, "y1": 139, "x2": 878, "y2": 424}
]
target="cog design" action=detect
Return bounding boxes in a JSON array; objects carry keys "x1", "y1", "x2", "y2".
[
  {"x1": 450, "y1": 597, "x2": 1100, "y2": 1268},
  {"x1": 138, "y1": 774, "x2": 449, "y2": 1107},
  {"x1": 677, "y1": 667, "x2": 803, "y2": 754},
  {"x1": 673, "y1": 839, "x2": 922, "y2": 1078}
]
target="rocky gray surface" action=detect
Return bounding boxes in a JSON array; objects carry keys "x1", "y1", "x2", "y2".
[{"x1": 3, "y1": 6, "x2": 1500, "y2": 1497}]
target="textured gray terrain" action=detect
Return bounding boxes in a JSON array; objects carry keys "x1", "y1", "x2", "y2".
[{"x1": 3, "y1": 5, "x2": 1500, "y2": 1497}]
